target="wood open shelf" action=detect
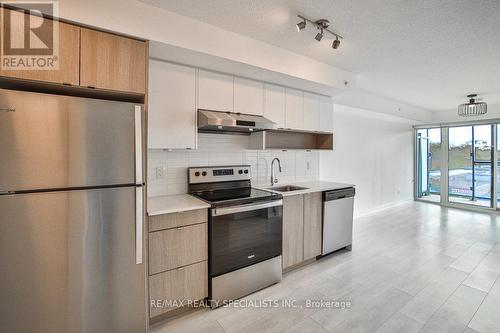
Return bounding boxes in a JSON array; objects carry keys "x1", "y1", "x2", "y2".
[{"x1": 249, "y1": 129, "x2": 333, "y2": 150}]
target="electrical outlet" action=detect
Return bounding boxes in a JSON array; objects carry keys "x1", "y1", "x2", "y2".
[
  {"x1": 155, "y1": 167, "x2": 165, "y2": 179},
  {"x1": 306, "y1": 161, "x2": 311, "y2": 171}
]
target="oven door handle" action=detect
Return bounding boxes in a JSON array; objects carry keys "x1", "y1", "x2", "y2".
[{"x1": 212, "y1": 199, "x2": 283, "y2": 216}]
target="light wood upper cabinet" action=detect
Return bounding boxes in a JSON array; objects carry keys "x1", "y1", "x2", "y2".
[
  {"x1": 234, "y1": 77, "x2": 263, "y2": 116},
  {"x1": 320, "y1": 95, "x2": 334, "y2": 133},
  {"x1": 282, "y1": 194, "x2": 304, "y2": 269},
  {"x1": 148, "y1": 60, "x2": 196, "y2": 149},
  {"x1": 264, "y1": 84, "x2": 285, "y2": 128},
  {"x1": 198, "y1": 70, "x2": 233, "y2": 112},
  {"x1": 303, "y1": 192, "x2": 323, "y2": 260},
  {"x1": 285, "y1": 88, "x2": 304, "y2": 130},
  {"x1": 80, "y1": 28, "x2": 146, "y2": 94},
  {"x1": 0, "y1": 8, "x2": 80, "y2": 85},
  {"x1": 303, "y1": 92, "x2": 320, "y2": 131}
]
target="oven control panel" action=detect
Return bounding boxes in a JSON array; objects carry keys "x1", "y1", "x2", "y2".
[{"x1": 188, "y1": 165, "x2": 251, "y2": 184}]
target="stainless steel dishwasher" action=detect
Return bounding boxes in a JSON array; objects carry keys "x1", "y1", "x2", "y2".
[{"x1": 322, "y1": 187, "x2": 355, "y2": 255}]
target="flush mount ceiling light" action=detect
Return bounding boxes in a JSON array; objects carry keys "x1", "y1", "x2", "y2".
[
  {"x1": 458, "y1": 94, "x2": 487, "y2": 117},
  {"x1": 296, "y1": 15, "x2": 343, "y2": 50}
]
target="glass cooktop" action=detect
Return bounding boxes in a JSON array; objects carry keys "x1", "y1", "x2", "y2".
[{"x1": 190, "y1": 187, "x2": 282, "y2": 207}]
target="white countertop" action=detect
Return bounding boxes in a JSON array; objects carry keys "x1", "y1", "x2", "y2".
[
  {"x1": 255, "y1": 180, "x2": 355, "y2": 197},
  {"x1": 148, "y1": 194, "x2": 210, "y2": 216},
  {"x1": 148, "y1": 181, "x2": 353, "y2": 215}
]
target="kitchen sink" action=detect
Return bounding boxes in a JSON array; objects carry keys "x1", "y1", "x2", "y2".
[{"x1": 269, "y1": 185, "x2": 309, "y2": 192}]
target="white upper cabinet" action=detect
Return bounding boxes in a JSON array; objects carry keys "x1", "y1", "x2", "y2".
[
  {"x1": 285, "y1": 88, "x2": 304, "y2": 130},
  {"x1": 319, "y1": 95, "x2": 334, "y2": 133},
  {"x1": 303, "y1": 92, "x2": 320, "y2": 131},
  {"x1": 264, "y1": 84, "x2": 285, "y2": 128},
  {"x1": 234, "y1": 77, "x2": 264, "y2": 116},
  {"x1": 148, "y1": 60, "x2": 197, "y2": 149},
  {"x1": 198, "y1": 70, "x2": 233, "y2": 112}
]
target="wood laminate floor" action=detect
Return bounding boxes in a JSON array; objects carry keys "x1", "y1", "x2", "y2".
[{"x1": 151, "y1": 201, "x2": 500, "y2": 333}]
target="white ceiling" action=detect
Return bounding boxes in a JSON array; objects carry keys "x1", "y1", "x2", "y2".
[{"x1": 139, "y1": 0, "x2": 500, "y2": 111}]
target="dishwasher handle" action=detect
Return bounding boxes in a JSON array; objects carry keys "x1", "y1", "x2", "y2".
[{"x1": 323, "y1": 188, "x2": 355, "y2": 201}]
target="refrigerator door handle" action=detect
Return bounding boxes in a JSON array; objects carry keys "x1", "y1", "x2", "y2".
[
  {"x1": 135, "y1": 106, "x2": 143, "y2": 185},
  {"x1": 135, "y1": 186, "x2": 144, "y2": 264}
]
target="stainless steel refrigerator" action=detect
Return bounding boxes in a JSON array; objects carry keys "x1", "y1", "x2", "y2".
[{"x1": 0, "y1": 89, "x2": 147, "y2": 333}]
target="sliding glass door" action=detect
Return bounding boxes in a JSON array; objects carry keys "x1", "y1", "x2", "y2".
[
  {"x1": 416, "y1": 122, "x2": 498, "y2": 210},
  {"x1": 446, "y1": 125, "x2": 493, "y2": 207},
  {"x1": 416, "y1": 128, "x2": 441, "y2": 202}
]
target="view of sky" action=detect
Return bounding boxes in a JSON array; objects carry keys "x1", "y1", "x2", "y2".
[{"x1": 420, "y1": 125, "x2": 493, "y2": 147}]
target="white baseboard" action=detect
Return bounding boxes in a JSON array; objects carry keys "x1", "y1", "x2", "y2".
[{"x1": 354, "y1": 198, "x2": 413, "y2": 218}]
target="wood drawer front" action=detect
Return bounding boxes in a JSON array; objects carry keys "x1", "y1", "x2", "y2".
[
  {"x1": 149, "y1": 209, "x2": 207, "y2": 232},
  {"x1": 149, "y1": 223, "x2": 207, "y2": 274},
  {"x1": 303, "y1": 192, "x2": 323, "y2": 260},
  {"x1": 149, "y1": 261, "x2": 208, "y2": 317}
]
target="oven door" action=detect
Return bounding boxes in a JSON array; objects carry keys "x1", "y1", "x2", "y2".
[{"x1": 210, "y1": 199, "x2": 283, "y2": 277}]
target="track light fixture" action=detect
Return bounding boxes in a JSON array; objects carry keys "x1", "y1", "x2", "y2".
[
  {"x1": 296, "y1": 19, "x2": 306, "y2": 32},
  {"x1": 315, "y1": 29, "x2": 323, "y2": 41},
  {"x1": 332, "y1": 36, "x2": 340, "y2": 49},
  {"x1": 296, "y1": 14, "x2": 343, "y2": 50}
]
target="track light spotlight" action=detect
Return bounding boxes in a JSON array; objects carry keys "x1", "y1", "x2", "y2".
[
  {"x1": 296, "y1": 19, "x2": 306, "y2": 32},
  {"x1": 315, "y1": 29, "x2": 323, "y2": 42},
  {"x1": 296, "y1": 15, "x2": 343, "y2": 50},
  {"x1": 332, "y1": 37, "x2": 340, "y2": 49}
]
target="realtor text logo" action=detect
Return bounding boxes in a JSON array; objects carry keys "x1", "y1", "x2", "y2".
[{"x1": 1, "y1": 1, "x2": 59, "y2": 70}]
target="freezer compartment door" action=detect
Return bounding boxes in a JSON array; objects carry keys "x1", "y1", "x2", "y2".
[
  {"x1": 0, "y1": 89, "x2": 143, "y2": 192},
  {"x1": 0, "y1": 187, "x2": 146, "y2": 333}
]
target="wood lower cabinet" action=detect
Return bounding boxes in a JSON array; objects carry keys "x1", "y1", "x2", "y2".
[
  {"x1": 282, "y1": 194, "x2": 304, "y2": 269},
  {"x1": 283, "y1": 192, "x2": 323, "y2": 269},
  {"x1": 303, "y1": 192, "x2": 323, "y2": 260},
  {"x1": 149, "y1": 223, "x2": 208, "y2": 275},
  {"x1": 148, "y1": 208, "x2": 208, "y2": 318},
  {"x1": 80, "y1": 28, "x2": 146, "y2": 93},
  {"x1": 148, "y1": 209, "x2": 207, "y2": 232},
  {"x1": 149, "y1": 261, "x2": 208, "y2": 317},
  {"x1": 0, "y1": 8, "x2": 80, "y2": 85}
]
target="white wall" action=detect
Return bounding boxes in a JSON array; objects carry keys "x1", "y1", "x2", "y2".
[
  {"x1": 334, "y1": 89, "x2": 433, "y2": 123},
  {"x1": 320, "y1": 105, "x2": 415, "y2": 216},
  {"x1": 148, "y1": 134, "x2": 319, "y2": 197}
]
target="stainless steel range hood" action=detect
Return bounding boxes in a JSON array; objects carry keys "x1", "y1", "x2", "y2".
[{"x1": 198, "y1": 109, "x2": 277, "y2": 134}]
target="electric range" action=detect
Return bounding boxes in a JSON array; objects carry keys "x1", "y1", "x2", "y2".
[{"x1": 188, "y1": 165, "x2": 283, "y2": 308}]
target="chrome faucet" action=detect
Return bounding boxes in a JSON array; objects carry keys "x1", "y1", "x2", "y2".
[{"x1": 270, "y1": 158, "x2": 282, "y2": 186}]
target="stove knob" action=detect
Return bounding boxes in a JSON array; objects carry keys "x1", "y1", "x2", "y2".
[
  {"x1": 238, "y1": 170, "x2": 243, "y2": 174},
  {"x1": 244, "y1": 170, "x2": 249, "y2": 174},
  {"x1": 194, "y1": 172, "x2": 200, "y2": 177},
  {"x1": 202, "y1": 171, "x2": 207, "y2": 176}
]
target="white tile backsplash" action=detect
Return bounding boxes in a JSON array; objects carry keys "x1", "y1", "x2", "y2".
[{"x1": 147, "y1": 133, "x2": 319, "y2": 197}]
